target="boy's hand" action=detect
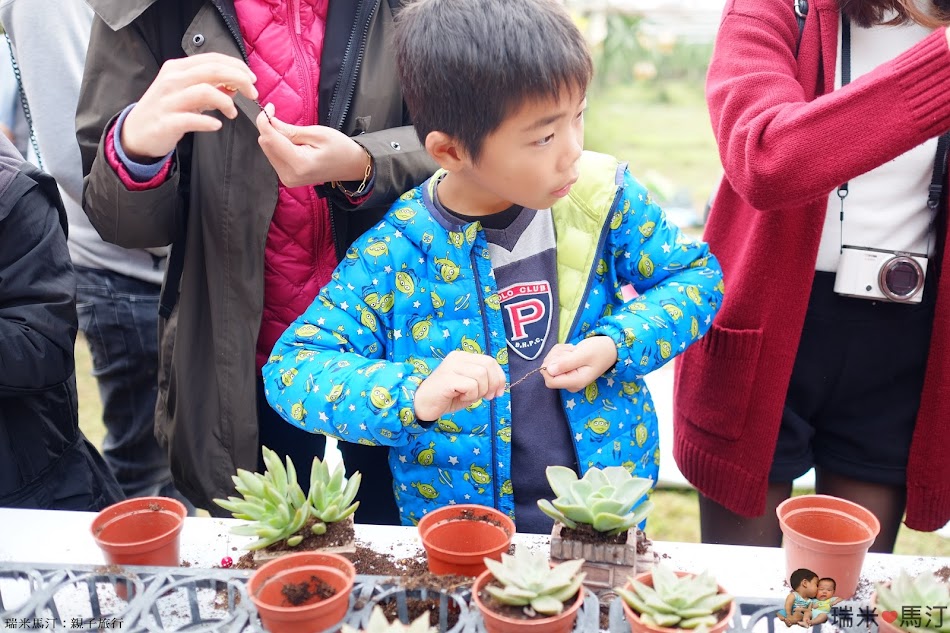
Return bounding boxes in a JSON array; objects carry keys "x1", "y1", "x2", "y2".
[
  {"x1": 123, "y1": 53, "x2": 258, "y2": 160},
  {"x1": 256, "y1": 104, "x2": 371, "y2": 187},
  {"x1": 541, "y1": 336, "x2": 618, "y2": 392},
  {"x1": 413, "y1": 351, "x2": 506, "y2": 421}
]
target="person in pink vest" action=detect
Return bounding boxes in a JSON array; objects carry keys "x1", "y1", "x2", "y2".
[
  {"x1": 77, "y1": 0, "x2": 436, "y2": 520},
  {"x1": 674, "y1": 0, "x2": 950, "y2": 550}
]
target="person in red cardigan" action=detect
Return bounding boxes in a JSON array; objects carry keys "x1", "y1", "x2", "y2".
[{"x1": 674, "y1": 0, "x2": 950, "y2": 551}]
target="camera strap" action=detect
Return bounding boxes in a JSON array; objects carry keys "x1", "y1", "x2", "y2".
[{"x1": 836, "y1": 14, "x2": 950, "y2": 257}]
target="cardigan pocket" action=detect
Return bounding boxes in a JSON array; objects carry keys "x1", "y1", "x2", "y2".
[{"x1": 676, "y1": 323, "x2": 763, "y2": 441}]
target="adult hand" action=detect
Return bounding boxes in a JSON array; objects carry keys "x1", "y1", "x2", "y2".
[
  {"x1": 413, "y1": 351, "x2": 506, "y2": 421},
  {"x1": 256, "y1": 103, "x2": 371, "y2": 187},
  {"x1": 122, "y1": 53, "x2": 258, "y2": 161},
  {"x1": 541, "y1": 336, "x2": 618, "y2": 392}
]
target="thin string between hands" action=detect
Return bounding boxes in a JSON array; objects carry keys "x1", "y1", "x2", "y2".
[{"x1": 506, "y1": 366, "x2": 547, "y2": 390}]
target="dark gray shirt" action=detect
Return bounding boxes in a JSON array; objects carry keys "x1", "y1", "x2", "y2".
[{"x1": 429, "y1": 179, "x2": 576, "y2": 533}]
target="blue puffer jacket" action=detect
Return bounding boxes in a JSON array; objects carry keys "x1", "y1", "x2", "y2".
[{"x1": 264, "y1": 151, "x2": 724, "y2": 526}]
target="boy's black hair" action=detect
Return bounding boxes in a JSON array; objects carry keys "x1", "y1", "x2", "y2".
[
  {"x1": 818, "y1": 578, "x2": 836, "y2": 590},
  {"x1": 393, "y1": 0, "x2": 593, "y2": 162},
  {"x1": 790, "y1": 569, "x2": 819, "y2": 590}
]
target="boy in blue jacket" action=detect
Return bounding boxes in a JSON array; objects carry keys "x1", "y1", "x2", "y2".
[{"x1": 264, "y1": 0, "x2": 724, "y2": 532}]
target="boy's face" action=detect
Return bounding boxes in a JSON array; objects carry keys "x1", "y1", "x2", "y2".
[
  {"x1": 800, "y1": 577, "x2": 819, "y2": 597},
  {"x1": 448, "y1": 88, "x2": 586, "y2": 214},
  {"x1": 816, "y1": 581, "x2": 835, "y2": 600}
]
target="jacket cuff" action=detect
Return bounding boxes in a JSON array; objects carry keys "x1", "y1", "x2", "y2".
[{"x1": 108, "y1": 104, "x2": 174, "y2": 188}]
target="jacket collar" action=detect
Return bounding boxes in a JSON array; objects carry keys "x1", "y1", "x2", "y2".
[
  {"x1": 86, "y1": 0, "x2": 160, "y2": 30},
  {"x1": 87, "y1": 0, "x2": 238, "y2": 32}
]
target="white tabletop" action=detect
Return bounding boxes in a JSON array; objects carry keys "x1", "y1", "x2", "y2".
[{"x1": 1, "y1": 507, "x2": 945, "y2": 601}]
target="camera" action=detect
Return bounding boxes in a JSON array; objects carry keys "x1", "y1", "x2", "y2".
[{"x1": 834, "y1": 246, "x2": 928, "y2": 303}]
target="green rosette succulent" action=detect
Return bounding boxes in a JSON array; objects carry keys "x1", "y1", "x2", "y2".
[
  {"x1": 483, "y1": 547, "x2": 585, "y2": 616},
  {"x1": 307, "y1": 453, "x2": 361, "y2": 535},
  {"x1": 537, "y1": 465, "x2": 654, "y2": 536},
  {"x1": 616, "y1": 561, "x2": 733, "y2": 630},
  {"x1": 875, "y1": 570, "x2": 950, "y2": 633},
  {"x1": 341, "y1": 606, "x2": 434, "y2": 633},
  {"x1": 213, "y1": 446, "x2": 361, "y2": 550}
]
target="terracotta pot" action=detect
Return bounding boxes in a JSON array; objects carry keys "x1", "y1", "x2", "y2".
[
  {"x1": 776, "y1": 495, "x2": 880, "y2": 598},
  {"x1": 248, "y1": 557, "x2": 354, "y2": 633},
  {"x1": 417, "y1": 504, "x2": 514, "y2": 576},
  {"x1": 91, "y1": 496, "x2": 187, "y2": 567},
  {"x1": 620, "y1": 571, "x2": 735, "y2": 633},
  {"x1": 471, "y1": 568, "x2": 584, "y2": 633}
]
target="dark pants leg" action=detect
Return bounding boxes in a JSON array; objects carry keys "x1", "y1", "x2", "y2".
[
  {"x1": 75, "y1": 266, "x2": 194, "y2": 513},
  {"x1": 256, "y1": 378, "x2": 400, "y2": 525}
]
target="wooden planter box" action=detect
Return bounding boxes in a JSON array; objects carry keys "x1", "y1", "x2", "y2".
[{"x1": 549, "y1": 523, "x2": 654, "y2": 590}]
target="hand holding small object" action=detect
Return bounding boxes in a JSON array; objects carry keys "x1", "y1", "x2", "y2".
[
  {"x1": 413, "y1": 350, "x2": 506, "y2": 421},
  {"x1": 121, "y1": 53, "x2": 258, "y2": 161},
  {"x1": 541, "y1": 336, "x2": 618, "y2": 392},
  {"x1": 256, "y1": 103, "x2": 373, "y2": 188}
]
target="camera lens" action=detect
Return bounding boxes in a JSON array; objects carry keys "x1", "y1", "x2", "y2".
[{"x1": 879, "y1": 256, "x2": 924, "y2": 301}]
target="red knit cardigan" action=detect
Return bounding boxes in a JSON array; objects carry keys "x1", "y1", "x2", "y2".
[{"x1": 673, "y1": 0, "x2": 950, "y2": 532}]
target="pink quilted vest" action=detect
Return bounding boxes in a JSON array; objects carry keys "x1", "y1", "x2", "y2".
[{"x1": 234, "y1": 0, "x2": 336, "y2": 370}]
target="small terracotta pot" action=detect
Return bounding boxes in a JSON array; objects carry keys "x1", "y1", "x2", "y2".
[
  {"x1": 472, "y1": 568, "x2": 584, "y2": 633},
  {"x1": 91, "y1": 496, "x2": 187, "y2": 567},
  {"x1": 248, "y1": 555, "x2": 355, "y2": 633},
  {"x1": 90, "y1": 496, "x2": 187, "y2": 600},
  {"x1": 418, "y1": 504, "x2": 514, "y2": 577},
  {"x1": 776, "y1": 495, "x2": 880, "y2": 598},
  {"x1": 620, "y1": 571, "x2": 734, "y2": 633}
]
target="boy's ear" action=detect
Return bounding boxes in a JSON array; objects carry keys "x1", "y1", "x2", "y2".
[{"x1": 425, "y1": 131, "x2": 470, "y2": 172}]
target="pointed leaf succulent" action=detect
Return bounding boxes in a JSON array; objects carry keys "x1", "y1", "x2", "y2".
[
  {"x1": 341, "y1": 606, "x2": 434, "y2": 633},
  {"x1": 616, "y1": 562, "x2": 733, "y2": 630},
  {"x1": 537, "y1": 465, "x2": 654, "y2": 535},
  {"x1": 483, "y1": 547, "x2": 585, "y2": 616},
  {"x1": 213, "y1": 445, "x2": 361, "y2": 550}
]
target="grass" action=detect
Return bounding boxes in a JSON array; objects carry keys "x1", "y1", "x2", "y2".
[
  {"x1": 75, "y1": 336, "x2": 948, "y2": 556},
  {"x1": 585, "y1": 80, "x2": 721, "y2": 212}
]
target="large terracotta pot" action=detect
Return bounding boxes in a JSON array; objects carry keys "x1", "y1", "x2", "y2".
[
  {"x1": 248, "y1": 552, "x2": 356, "y2": 633},
  {"x1": 620, "y1": 571, "x2": 735, "y2": 633},
  {"x1": 417, "y1": 504, "x2": 514, "y2": 576},
  {"x1": 776, "y1": 495, "x2": 880, "y2": 598},
  {"x1": 471, "y1": 568, "x2": 584, "y2": 633}
]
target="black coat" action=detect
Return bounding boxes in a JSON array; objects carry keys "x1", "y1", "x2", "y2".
[{"x1": 0, "y1": 135, "x2": 123, "y2": 509}]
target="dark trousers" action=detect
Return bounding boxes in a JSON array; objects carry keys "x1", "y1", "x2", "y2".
[
  {"x1": 256, "y1": 377, "x2": 400, "y2": 525},
  {"x1": 75, "y1": 266, "x2": 193, "y2": 512}
]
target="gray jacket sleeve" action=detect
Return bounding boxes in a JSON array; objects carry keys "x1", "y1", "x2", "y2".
[
  {"x1": 77, "y1": 16, "x2": 180, "y2": 249},
  {"x1": 328, "y1": 125, "x2": 436, "y2": 211}
]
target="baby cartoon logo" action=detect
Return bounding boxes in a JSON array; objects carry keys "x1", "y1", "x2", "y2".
[{"x1": 498, "y1": 281, "x2": 552, "y2": 361}]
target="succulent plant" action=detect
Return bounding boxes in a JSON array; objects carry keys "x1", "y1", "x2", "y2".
[
  {"x1": 875, "y1": 570, "x2": 950, "y2": 633},
  {"x1": 482, "y1": 547, "x2": 585, "y2": 616},
  {"x1": 537, "y1": 465, "x2": 654, "y2": 536},
  {"x1": 616, "y1": 561, "x2": 733, "y2": 630},
  {"x1": 341, "y1": 606, "x2": 434, "y2": 633},
  {"x1": 307, "y1": 452, "x2": 361, "y2": 535},
  {"x1": 212, "y1": 446, "x2": 360, "y2": 550}
]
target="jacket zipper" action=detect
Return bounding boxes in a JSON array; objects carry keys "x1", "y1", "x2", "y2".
[
  {"x1": 326, "y1": 0, "x2": 378, "y2": 131},
  {"x1": 562, "y1": 187, "x2": 623, "y2": 473},
  {"x1": 469, "y1": 246, "x2": 499, "y2": 509},
  {"x1": 564, "y1": 187, "x2": 624, "y2": 341}
]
